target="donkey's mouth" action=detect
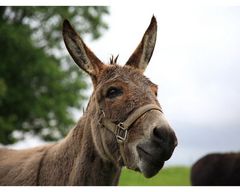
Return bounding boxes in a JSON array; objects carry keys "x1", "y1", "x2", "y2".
[{"x1": 137, "y1": 146, "x2": 165, "y2": 178}]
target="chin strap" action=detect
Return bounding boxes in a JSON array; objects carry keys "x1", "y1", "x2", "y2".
[{"x1": 99, "y1": 104, "x2": 162, "y2": 167}]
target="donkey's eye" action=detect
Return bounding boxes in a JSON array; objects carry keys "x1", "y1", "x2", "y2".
[{"x1": 106, "y1": 87, "x2": 123, "y2": 99}]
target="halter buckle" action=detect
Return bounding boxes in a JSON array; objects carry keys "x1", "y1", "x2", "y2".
[{"x1": 116, "y1": 123, "x2": 128, "y2": 143}]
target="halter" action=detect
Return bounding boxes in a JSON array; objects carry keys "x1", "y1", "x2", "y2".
[{"x1": 99, "y1": 104, "x2": 162, "y2": 167}]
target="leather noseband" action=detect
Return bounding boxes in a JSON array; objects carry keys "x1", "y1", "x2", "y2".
[{"x1": 99, "y1": 104, "x2": 162, "y2": 167}]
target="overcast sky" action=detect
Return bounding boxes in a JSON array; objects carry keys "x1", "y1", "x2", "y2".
[
  {"x1": 86, "y1": 3, "x2": 240, "y2": 165},
  {"x1": 8, "y1": 1, "x2": 240, "y2": 166}
]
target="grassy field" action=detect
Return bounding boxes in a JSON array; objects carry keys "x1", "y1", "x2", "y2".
[{"x1": 119, "y1": 166, "x2": 190, "y2": 186}]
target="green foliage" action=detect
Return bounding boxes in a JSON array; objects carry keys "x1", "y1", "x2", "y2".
[
  {"x1": 119, "y1": 166, "x2": 191, "y2": 186},
  {"x1": 0, "y1": 6, "x2": 109, "y2": 144}
]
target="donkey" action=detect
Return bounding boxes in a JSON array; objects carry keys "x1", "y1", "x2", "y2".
[
  {"x1": 0, "y1": 16, "x2": 177, "y2": 185},
  {"x1": 191, "y1": 152, "x2": 240, "y2": 186}
]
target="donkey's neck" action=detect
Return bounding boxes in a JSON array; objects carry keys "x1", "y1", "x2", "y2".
[
  {"x1": 40, "y1": 113, "x2": 121, "y2": 186},
  {"x1": 67, "y1": 114, "x2": 121, "y2": 185}
]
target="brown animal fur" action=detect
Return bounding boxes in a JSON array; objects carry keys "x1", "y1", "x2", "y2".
[
  {"x1": 191, "y1": 152, "x2": 240, "y2": 186},
  {"x1": 0, "y1": 119, "x2": 121, "y2": 185},
  {"x1": 0, "y1": 16, "x2": 177, "y2": 185}
]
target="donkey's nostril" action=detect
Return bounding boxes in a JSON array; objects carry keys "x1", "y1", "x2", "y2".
[
  {"x1": 152, "y1": 126, "x2": 177, "y2": 147},
  {"x1": 151, "y1": 127, "x2": 177, "y2": 161},
  {"x1": 152, "y1": 127, "x2": 168, "y2": 143}
]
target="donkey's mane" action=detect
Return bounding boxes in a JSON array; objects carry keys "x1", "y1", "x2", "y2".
[{"x1": 109, "y1": 55, "x2": 119, "y2": 65}]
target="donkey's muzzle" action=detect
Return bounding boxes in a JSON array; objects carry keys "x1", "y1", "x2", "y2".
[
  {"x1": 151, "y1": 126, "x2": 178, "y2": 160},
  {"x1": 136, "y1": 125, "x2": 177, "y2": 178},
  {"x1": 138, "y1": 126, "x2": 177, "y2": 160}
]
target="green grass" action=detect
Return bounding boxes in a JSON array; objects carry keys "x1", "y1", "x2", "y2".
[{"x1": 119, "y1": 166, "x2": 190, "y2": 186}]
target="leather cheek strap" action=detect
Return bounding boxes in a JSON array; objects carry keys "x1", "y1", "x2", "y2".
[{"x1": 100, "y1": 104, "x2": 162, "y2": 167}]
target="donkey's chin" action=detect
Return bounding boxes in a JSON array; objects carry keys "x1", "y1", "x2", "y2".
[{"x1": 138, "y1": 160, "x2": 165, "y2": 178}]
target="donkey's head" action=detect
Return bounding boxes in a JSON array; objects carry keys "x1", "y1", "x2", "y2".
[{"x1": 63, "y1": 16, "x2": 177, "y2": 178}]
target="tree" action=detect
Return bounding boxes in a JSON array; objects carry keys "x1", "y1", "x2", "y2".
[{"x1": 0, "y1": 6, "x2": 109, "y2": 144}]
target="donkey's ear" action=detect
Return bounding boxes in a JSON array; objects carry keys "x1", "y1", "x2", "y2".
[
  {"x1": 62, "y1": 20, "x2": 104, "y2": 83},
  {"x1": 125, "y1": 16, "x2": 157, "y2": 72}
]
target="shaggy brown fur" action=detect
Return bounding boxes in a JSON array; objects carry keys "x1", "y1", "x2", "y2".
[
  {"x1": 0, "y1": 16, "x2": 177, "y2": 185},
  {"x1": 0, "y1": 118, "x2": 121, "y2": 185},
  {"x1": 191, "y1": 152, "x2": 240, "y2": 186}
]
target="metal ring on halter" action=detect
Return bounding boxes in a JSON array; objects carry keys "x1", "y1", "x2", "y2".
[{"x1": 116, "y1": 123, "x2": 128, "y2": 143}]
